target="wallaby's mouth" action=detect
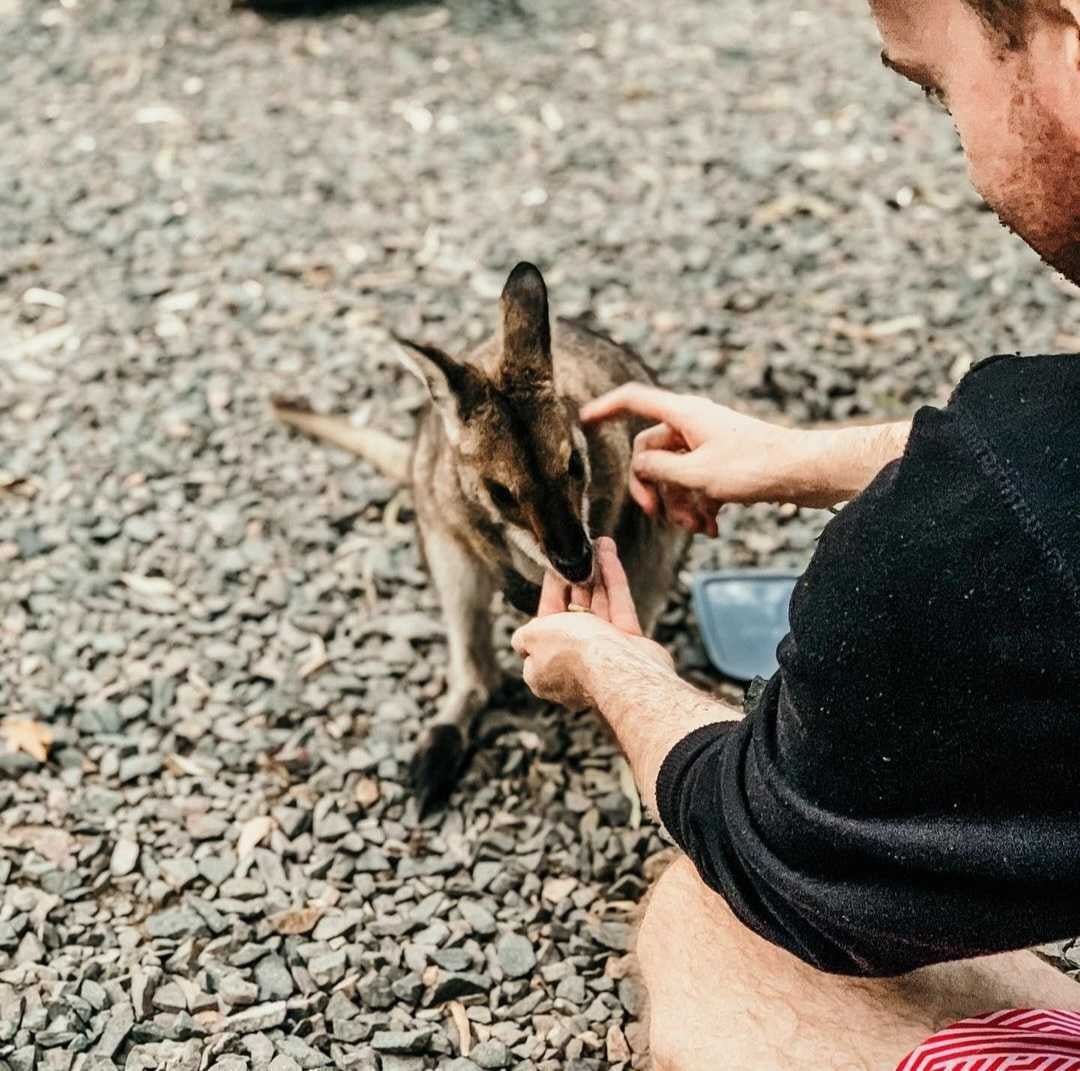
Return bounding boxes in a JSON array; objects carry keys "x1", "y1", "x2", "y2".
[{"x1": 548, "y1": 542, "x2": 594, "y2": 585}]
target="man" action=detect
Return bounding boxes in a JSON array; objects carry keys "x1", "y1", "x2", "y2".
[{"x1": 512, "y1": 1, "x2": 1080, "y2": 1067}]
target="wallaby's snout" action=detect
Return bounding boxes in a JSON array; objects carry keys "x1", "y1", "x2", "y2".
[{"x1": 546, "y1": 527, "x2": 593, "y2": 584}]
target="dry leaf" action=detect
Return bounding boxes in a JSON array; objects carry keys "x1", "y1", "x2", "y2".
[
  {"x1": 3, "y1": 719, "x2": 53, "y2": 763},
  {"x1": 829, "y1": 314, "x2": 925, "y2": 342},
  {"x1": 448, "y1": 1000, "x2": 471, "y2": 1057},
  {"x1": 267, "y1": 905, "x2": 324, "y2": 935},
  {"x1": 298, "y1": 635, "x2": 329, "y2": 680},
  {"x1": 604, "y1": 954, "x2": 635, "y2": 981},
  {"x1": 237, "y1": 815, "x2": 275, "y2": 859},
  {"x1": 165, "y1": 753, "x2": 213, "y2": 778},
  {"x1": 2, "y1": 826, "x2": 76, "y2": 866},
  {"x1": 606, "y1": 1023, "x2": 631, "y2": 1063},
  {"x1": 0, "y1": 474, "x2": 38, "y2": 499},
  {"x1": 354, "y1": 778, "x2": 380, "y2": 809}
]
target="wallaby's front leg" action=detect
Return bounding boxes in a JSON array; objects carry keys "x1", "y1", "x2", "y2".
[{"x1": 411, "y1": 528, "x2": 498, "y2": 813}]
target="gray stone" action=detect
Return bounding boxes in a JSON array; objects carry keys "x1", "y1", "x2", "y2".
[
  {"x1": 159, "y1": 858, "x2": 200, "y2": 890},
  {"x1": 198, "y1": 854, "x2": 234, "y2": 886},
  {"x1": 457, "y1": 901, "x2": 496, "y2": 936},
  {"x1": 97, "y1": 1004, "x2": 134, "y2": 1057},
  {"x1": 495, "y1": 933, "x2": 536, "y2": 979},
  {"x1": 225, "y1": 1001, "x2": 288, "y2": 1034},
  {"x1": 110, "y1": 838, "x2": 139, "y2": 877},
  {"x1": 254, "y1": 955, "x2": 294, "y2": 1001},
  {"x1": 330, "y1": 1018, "x2": 372, "y2": 1043},
  {"x1": 358, "y1": 975, "x2": 394, "y2": 1010},
  {"x1": 430, "y1": 948, "x2": 471, "y2": 972},
  {"x1": 591, "y1": 921, "x2": 633, "y2": 952},
  {"x1": 370, "y1": 1030, "x2": 433, "y2": 1055},
  {"x1": 118, "y1": 755, "x2": 162, "y2": 784},
  {"x1": 152, "y1": 982, "x2": 187, "y2": 1011},
  {"x1": 243, "y1": 1033, "x2": 276, "y2": 1070},
  {"x1": 145, "y1": 907, "x2": 206, "y2": 940},
  {"x1": 307, "y1": 949, "x2": 346, "y2": 987},
  {"x1": 274, "y1": 1037, "x2": 331, "y2": 1069},
  {"x1": 323, "y1": 992, "x2": 359, "y2": 1021},
  {"x1": 10, "y1": 1047, "x2": 37, "y2": 1071},
  {"x1": 219, "y1": 973, "x2": 259, "y2": 1007},
  {"x1": 469, "y1": 1041, "x2": 511, "y2": 1070},
  {"x1": 555, "y1": 975, "x2": 586, "y2": 1004}
]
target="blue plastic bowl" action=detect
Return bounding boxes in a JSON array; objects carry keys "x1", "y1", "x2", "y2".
[{"x1": 691, "y1": 570, "x2": 801, "y2": 683}]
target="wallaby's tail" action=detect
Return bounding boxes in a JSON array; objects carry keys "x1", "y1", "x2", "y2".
[{"x1": 271, "y1": 397, "x2": 411, "y2": 484}]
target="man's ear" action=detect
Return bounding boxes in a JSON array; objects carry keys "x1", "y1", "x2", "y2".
[
  {"x1": 1061, "y1": 0, "x2": 1080, "y2": 65},
  {"x1": 392, "y1": 334, "x2": 484, "y2": 442},
  {"x1": 497, "y1": 261, "x2": 553, "y2": 391}
]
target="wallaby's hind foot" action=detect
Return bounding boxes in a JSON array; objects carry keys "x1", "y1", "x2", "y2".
[{"x1": 410, "y1": 724, "x2": 467, "y2": 815}]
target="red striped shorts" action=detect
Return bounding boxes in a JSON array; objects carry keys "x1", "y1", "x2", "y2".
[{"x1": 897, "y1": 1009, "x2": 1080, "y2": 1070}]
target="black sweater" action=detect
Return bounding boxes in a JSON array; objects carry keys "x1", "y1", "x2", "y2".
[{"x1": 656, "y1": 353, "x2": 1080, "y2": 977}]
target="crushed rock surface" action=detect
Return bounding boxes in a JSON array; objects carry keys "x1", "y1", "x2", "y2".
[{"x1": 3, "y1": 0, "x2": 1080, "y2": 1068}]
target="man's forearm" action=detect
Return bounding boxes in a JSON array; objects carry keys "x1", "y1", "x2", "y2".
[
  {"x1": 586, "y1": 640, "x2": 742, "y2": 815},
  {"x1": 790, "y1": 420, "x2": 911, "y2": 509}
]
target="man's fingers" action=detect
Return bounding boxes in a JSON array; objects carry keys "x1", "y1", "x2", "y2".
[
  {"x1": 596, "y1": 537, "x2": 642, "y2": 635},
  {"x1": 510, "y1": 622, "x2": 531, "y2": 657},
  {"x1": 634, "y1": 422, "x2": 685, "y2": 455},
  {"x1": 633, "y1": 448, "x2": 697, "y2": 488},
  {"x1": 537, "y1": 571, "x2": 570, "y2": 617},
  {"x1": 570, "y1": 583, "x2": 592, "y2": 610},
  {"x1": 695, "y1": 494, "x2": 720, "y2": 538},
  {"x1": 582, "y1": 384, "x2": 689, "y2": 429},
  {"x1": 590, "y1": 574, "x2": 611, "y2": 622},
  {"x1": 629, "y1": 469, "x2": 660, "y2": 516}
]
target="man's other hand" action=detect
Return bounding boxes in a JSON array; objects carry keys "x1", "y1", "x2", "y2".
[{"x1": 512, "y1": 537, "x2": 674, "y2": 709}]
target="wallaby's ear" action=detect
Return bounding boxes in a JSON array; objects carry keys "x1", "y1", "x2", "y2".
[
  {"x1": 498, "y1": 262, "x2": 553, "y2": 388},
  {"x1": 392, "y1": 334, "x2": 484, "y2": 441}
]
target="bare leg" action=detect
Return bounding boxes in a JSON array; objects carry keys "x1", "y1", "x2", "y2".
[
  {"x1": 411, "y1": 528, "x2": 498, "y2": 812},
  {"x1": 637, "y1": 855, "x2": 1080, "y2": 1071}
]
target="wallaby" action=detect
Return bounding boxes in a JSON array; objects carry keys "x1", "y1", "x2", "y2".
[{"x1": 273, "y1": 263, "x2": 690, "y2": 811}]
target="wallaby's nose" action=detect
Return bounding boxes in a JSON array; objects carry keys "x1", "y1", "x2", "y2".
[{"x1": 551, "y1": 536, "x2": 593, "y2": 585}]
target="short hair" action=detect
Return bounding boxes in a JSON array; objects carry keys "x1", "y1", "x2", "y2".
[{"x1": 964, "y1": 0, "x2": 1035, "y2": 47}]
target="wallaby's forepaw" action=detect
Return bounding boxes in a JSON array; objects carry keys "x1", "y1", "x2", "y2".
[{"x1": 410, "y1": 724, "x2": 466, "y2": 815}]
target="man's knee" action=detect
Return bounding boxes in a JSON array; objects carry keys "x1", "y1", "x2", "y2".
[
  {"x1": 636, "y1": 855, "x2": 732, "y2": 1068},
  {"x1": 636, "y1": 855, "x2": 700, "y2": 974}
]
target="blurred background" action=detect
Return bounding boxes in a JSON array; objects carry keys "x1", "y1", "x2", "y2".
[{"x1": 3, "y1": 0, "x2": 1079, "y2": 1068}]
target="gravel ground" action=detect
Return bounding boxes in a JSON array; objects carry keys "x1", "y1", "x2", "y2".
[{"x1": 4, "y1": 0, "x2": 1080, "y2": 1068}]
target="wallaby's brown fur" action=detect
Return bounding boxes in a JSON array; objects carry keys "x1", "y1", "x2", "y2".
[{"x1": 274, "y1": 263, "x2": 689, "y2": 811}]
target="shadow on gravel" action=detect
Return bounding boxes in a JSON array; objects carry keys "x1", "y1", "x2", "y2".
[
  {"x1": 234, "y1": 0, "x2": 442, "y2": 19},
  {"x1": 235, "y1": 0, "x2": 542, "y2": 30}
]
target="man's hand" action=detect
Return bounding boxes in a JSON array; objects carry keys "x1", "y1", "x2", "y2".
[
  {"x1": 582, "y1": 383, "x2": 912, "y2": 518},
  {"x1": 514, "y1": 537, "x2": 739, "y2": 815},
  {"x1": 512, "y1": 537, "x2": 674, "y2": 710}
]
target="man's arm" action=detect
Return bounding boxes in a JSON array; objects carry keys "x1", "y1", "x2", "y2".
[
  {"x1": 512, "y1": 537, "x2": 742, "y2": 815},
  {"x1": 582, "y1": 384, "x2": 911, "y2": 518},
  {"x1": 795, "y1": 420, "x2": 911, "y2": 509},
  {"x1": 583, "y1": 638, "x2": 741, "y2": 815}
]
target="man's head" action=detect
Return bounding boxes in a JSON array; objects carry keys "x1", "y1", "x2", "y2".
[{"x1": 871, "y1": 0, "x2": 1080, "y2": 282}]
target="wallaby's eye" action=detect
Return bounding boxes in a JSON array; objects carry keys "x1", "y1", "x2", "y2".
[
  {"x1": 568, "y1": 448, "x2": 585, "y2": 481},
  {"x1": 486, "y1": 480, "x2": 516, "y2": 510}
]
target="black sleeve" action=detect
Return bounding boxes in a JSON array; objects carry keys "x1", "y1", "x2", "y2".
[{"x1": 654, "y1": 357, "x2": 1080, "y2": 976}]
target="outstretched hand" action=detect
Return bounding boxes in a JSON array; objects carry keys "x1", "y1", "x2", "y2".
[
  {"x1": 511, "y1": 537, "x2": 674, "y2": 710},
  {"x1": 582, "y1": 383, "x2": 803, "y2": 531}
]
